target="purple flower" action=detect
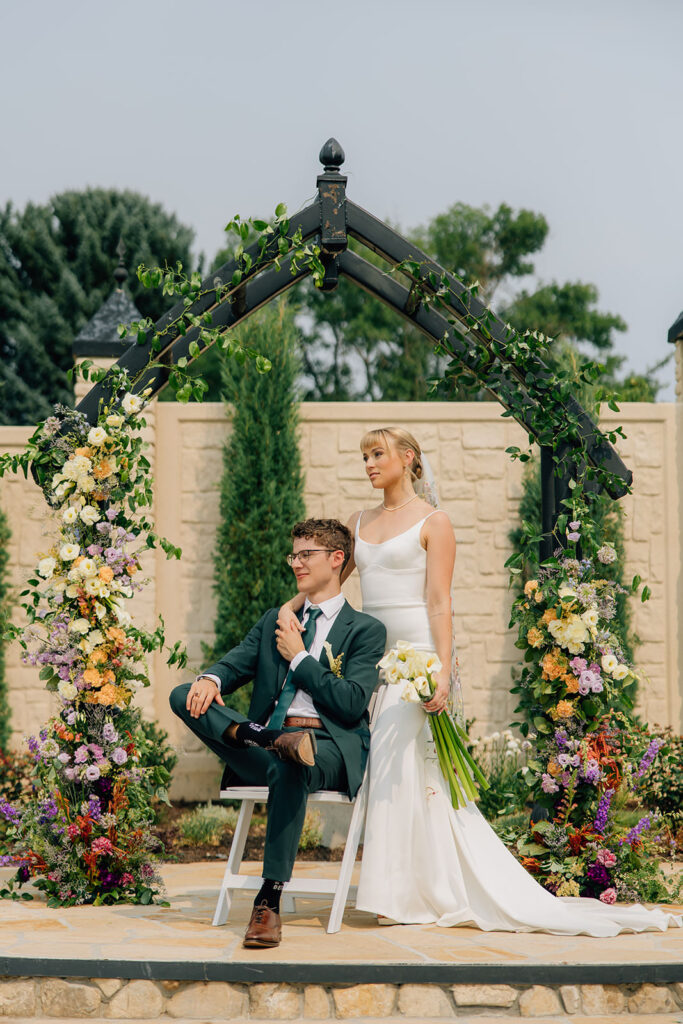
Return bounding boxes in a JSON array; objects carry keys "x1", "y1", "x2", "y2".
[
  {"x1": 64, "y1": 767, "x2": 77, "y2": 781},
  {"x1": 57, "y1": 752, "x2": 70, "y2": 764},
  {"x1": 102, "y1": 723, "x2": 118, "y2": 743},
  {"x1": 579, "y1": 669, "x2": 601, "y2": 695},
  {"x1": 0, "y1": 799, "x2": 22, "y2": 824},
  {"x1": 587, "y1": 861, "x2": 611, "y2": 886},
  {"x1": 88, "y1": 744, "x2": 104, "y2": 759},
  {"x1": 567, "y1": 531, "x2": 580, "y2": 543},
  {"x1": 85, "y1": 765, "x2": 101, "y2": 781},
  {"x1": 106, "y1": 508, "x2": 118, "y2": 521},
  {"x1": 87, "y1": 795, "x2": 102, "y2": 821},
  {"x1": 582, "y1": 759, "x2": 602, "y2": 785},
  {"x1": 74, "y1": 745, "x2": 89, "y2": 764},
  {"x1": 66, "y1": 711, "x2": 76, "y2": 725},
  {"x1": 569, "y1": 520, "x2": 581, "y2": 530},
  {"x1": 58, "y1": 666, "x2": 71, "y2": 680},
  {"x1": 623, "y1": 815, "x2": 652, "y2": 847},
  {"x1": 541, "y1": 773, "x2": 559, "y2": 793},
  {"x1": 632, "y1": 738, "x2": 664, "y2": 788},
  {"x1": 594, "y1": 788, "x2": 614, "y2": 834},
  {"x1": 111, "y1": 747, "x2": 128, "y2": 766},
  {"x1": 570, "y1": 657, "x2": 587, "y2": 675},
  {"x1": 38, "y1": 798, "x2": 58, "y2": 824},
  {"x1": 554, "y1": 730, "x2": 568, "y2": 749}
]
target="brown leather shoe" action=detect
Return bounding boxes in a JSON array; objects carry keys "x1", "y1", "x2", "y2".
[
  {"x1": 271, "y1": 729, "x2": 317, "y2": 767},
  {"x1": 243, "y1": 901, "x2": 282, "y2": 948}
]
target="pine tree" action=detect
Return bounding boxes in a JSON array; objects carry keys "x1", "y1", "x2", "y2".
[
  {"x1": 0, "y1": 190, "x2": 195, "y2": 424},
  {"x1": 209, "y1": 301, "x2": 306, "y2": 713},
  {"x1": 0, "y1": 503, "x2": 12, "y2": 750}
]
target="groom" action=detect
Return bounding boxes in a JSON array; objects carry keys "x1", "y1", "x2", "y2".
[{"x1": 170, "y1": 518, "x2": 386, "y2": 949}]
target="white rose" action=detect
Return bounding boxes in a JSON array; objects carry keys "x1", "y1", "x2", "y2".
[
  {"x1": 51, "y1": 577, "x2": 66, "y2": 593},
  {"x1": 65, "y1": 583, "x2": 80, "y2": 598},
  {"x1": 37, "y1": 557, "x2": 57, "y2": 579},
  {"x1": 51, "y1": 473, "x2": 66, "y2": 489},
  {"x1": 77, "y1": 558, "x2": 97, "y2": 578},
  {"x1": 84, "y1": 577, "x2": 107, "y2": 597},
  {"x1": 79, "y1": 637, "x2": 93, "y2": 654},
  {"x1": 87, "y1": 629, "x2": 104, "y2": 646},
  {"x1": 80, "y1": 505, "x2": 101, "y2": 526},
  {"x1": 87, "y1": 427, "x2": 108, "y2": 446},
  {"x1": 59, "y1": 543, "x2": 80, "y2": 561},
  {"x1": 105, "y1": 414, "x2": 124, "y2": 428},
  {"x1": 77, "y1": 475, "x2": 95, "y2": 493},
  {"x1": 601, "y1": 653, "x2": 618, "y2": 674},
  {"x1": 122, "y1": 392, "x2": 143, "y2": 415},
  {"x1": 72, "y1": 617, "x2": 91, "y2": 635},
  {"x1": 581, "y1": 607, "x2": 599, "y2": 628},
  {"x1": 612, "y1": 663, "x2": 629, "y2": 680},
  {"x1": 57, "y1": 682, "x2": 77, "y2": 701},
  {"x1": 62, "y1": 507, "x2": 79, "y2": 524},
  {"x1": 558, "y1": 585, "x2": 577, "y2": 600},
  {"x1": 53, "y1": 482, "x2": 71, "y2": 500}
]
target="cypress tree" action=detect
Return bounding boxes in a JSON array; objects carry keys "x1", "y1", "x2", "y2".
[
  {"x1": 209, "y1": 301, "x2": 305, "y2": 713},
  {"x1": 0, "y1": 503, "x2": 11, "y2": 750}
]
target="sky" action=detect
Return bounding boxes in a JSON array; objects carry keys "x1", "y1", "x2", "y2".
[{"x1": 1, "y1": 0, "x2": 681, "y2": 398}]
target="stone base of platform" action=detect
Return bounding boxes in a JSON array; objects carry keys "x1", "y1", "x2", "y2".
[{"x1": 2, "y1": 977, "x2": 683, "y2": 1019}]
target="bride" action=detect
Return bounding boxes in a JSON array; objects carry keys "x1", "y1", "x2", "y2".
[{"x1": 281, "y1": 426, "x2": 680, "y2": 935}]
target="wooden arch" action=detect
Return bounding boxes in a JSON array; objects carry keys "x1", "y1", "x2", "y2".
[{"x1": 75, "y1": 139, "x2": 632, "y2": 555}]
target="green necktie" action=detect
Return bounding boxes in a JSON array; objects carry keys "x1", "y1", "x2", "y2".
[{"x1": 269, "y1": 607, "x2": 323, "y2": 729}]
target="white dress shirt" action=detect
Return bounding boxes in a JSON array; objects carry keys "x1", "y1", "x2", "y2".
[{"x1": 198, "y1": 592, "x2": 346, "y2": 720}]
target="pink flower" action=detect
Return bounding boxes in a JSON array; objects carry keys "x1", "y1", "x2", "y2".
[
  {"x1": 91, "y1": 837, "x2": 113, "y2": 855},
  {"x1": 121, "y1": 872, "x2": 134, "y2": 886},
  {"x1": 596, "y1": 848, "x2": 617, "y2": 868},
  {"x1": 599, "y1": 887, "x2": 617, "y2": 904}
]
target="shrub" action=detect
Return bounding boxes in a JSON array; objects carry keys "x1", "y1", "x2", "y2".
[
  {"x1": 178, "y1": 803, "x2": 238, "y2": 846},
  {"x1": 298, "y1": 810, "x2": 323, "y2": 851}
]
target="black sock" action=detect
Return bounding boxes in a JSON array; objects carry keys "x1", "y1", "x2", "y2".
[
  {"x1": 255, "y1": 878, "x2": 285, "y2": 913},
  {"x1": 224, "y1": 721, "x2": 281, "y2": 749}
]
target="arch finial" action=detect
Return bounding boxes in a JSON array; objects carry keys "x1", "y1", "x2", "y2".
[{"x1": 319, "y1": 138, "x2": 345, "y2": 172}]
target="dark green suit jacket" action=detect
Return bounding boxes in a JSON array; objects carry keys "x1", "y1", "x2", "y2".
[{"x1": 203, "y1": 601, "x2": 386, "y2": 797}]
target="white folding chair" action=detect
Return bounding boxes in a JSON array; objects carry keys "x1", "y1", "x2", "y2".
[{"x1": 211, "y1": 775, "x2": 368, "y2": 933}]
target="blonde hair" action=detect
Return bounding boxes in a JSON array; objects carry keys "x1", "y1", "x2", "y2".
[{"x1": 360, "y1": 426, "x2": 423, "y2": 484}]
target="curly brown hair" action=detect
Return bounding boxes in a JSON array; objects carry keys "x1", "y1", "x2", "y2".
[{"x1": 291, "y1": 518, "x2": 352, "y2": 573}]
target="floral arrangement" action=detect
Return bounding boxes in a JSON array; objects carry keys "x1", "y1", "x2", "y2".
[
  {"x1": 378, "y1": 642, "x2": 488, "y2": 808},
  {"x1": 506, "y1": 503, "x2": 677, "y2": 903},
  {"x1": 0, "y1": 368, "x2": 186, "y2": 905}
]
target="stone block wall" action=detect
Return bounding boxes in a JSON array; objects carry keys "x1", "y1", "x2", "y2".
[{"x1": 0, "y1": 401, "x2": 680, "y2": 799}]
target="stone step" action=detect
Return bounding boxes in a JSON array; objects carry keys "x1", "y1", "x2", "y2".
[
  {"x1": 5, "y1": 1018, "x2": 683, "y2": 1024},
  {"x1": 2, "y1": 977, "x2": 683, "y2": 1020}
]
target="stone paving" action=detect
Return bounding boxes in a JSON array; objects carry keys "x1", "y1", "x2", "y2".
[{"x1": 1, "y1": 861, "x2": 682, "y2": 969}]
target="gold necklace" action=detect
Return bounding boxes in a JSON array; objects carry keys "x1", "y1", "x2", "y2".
[{"x1": 383, "y1": 493, "x2": 419, "y2": 512}]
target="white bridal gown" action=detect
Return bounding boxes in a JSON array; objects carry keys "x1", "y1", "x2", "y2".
[{"x1": 354, "y1": 512, "x2": 681, "y2": 936}]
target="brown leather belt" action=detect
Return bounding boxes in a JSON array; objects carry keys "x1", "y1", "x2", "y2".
[{"x1": 283, "y1": 715, "x2": 323, "y2": 729}]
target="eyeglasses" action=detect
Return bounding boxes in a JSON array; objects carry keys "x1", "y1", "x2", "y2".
[{"x1": 286, "y1": 549, "x2": 336, "y2": 566}]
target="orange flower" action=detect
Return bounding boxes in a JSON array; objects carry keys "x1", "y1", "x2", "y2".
[
  {"x1": 125, "y1": 563, "x2": 138, "y2": 576},
  {"x1": 74, "y1": 447, "x2": 93, "y2": 458},
  {"x1": 526, "y1": 627, "x2": 544, "y2": 649},
  {"x1": 98, "y1": 566, "x2": 114, "y2": 583},
  {"x1": 547, "y1": 758, "x2": 562, "y2": 778},
  {"x1": 541, "y1": 653, "x2": 564, "y2": 681},
  {"x1": 520, "y1": 857, "x2": 541, "y2": 873},
  {"x1": 102, "y1": 669, "x2": 116, "y2": 686},
  {"x1": 106, "y1": 626, "x2": 127, "y2": 647},
  {"x1": 551, "y1": 700, "x2": 575, "y2": 720},
  {"x1": 564, "y1": 673, "x2": 580, "y2": 694},
  {"x1": 93, "y1": 460, "x2": 114, "y2": 480},
  {"x1": 89, "y1": 648, "x2": 107, "y2": 666},
  {"x1": 541, "y1": 608, "x2": 557, "y2": 625},
  {"x1": 97, "y1": 684, "x2": 119, "y2": 706},
  {"x1": 82, "y1": 667, "x2": 103, "y2": 687}
]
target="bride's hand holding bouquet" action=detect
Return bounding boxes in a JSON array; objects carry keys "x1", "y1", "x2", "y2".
[{"x1": 378, "y1": 642, "x2": 489, "y2": 809}]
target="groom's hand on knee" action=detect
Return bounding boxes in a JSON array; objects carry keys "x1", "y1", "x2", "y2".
[{"x1": 186, "y1": 677, "x2": 225, "y2": 718}]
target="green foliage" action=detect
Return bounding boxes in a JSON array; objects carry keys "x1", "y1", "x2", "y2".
[
  {"x1": 637, "y1": 728, "x2": 683, "y2": 827},
  {"x1": 207, "y1": 301, "x2": 306, "y2": 713},
  {"x1": 0, "y1": 748, "x2": 33, "y2": 855},
  {"x1": 0, "y1": 503, "x2": 11, "y2": 750},
  {"x1": 298, "y1": 809, "x2": 323, "y2": 851},
  {"x1": 133, "y1": 715, "x2": 178, "y2": 818},
  {"x1": 178, "y1": 803, "x2": 238, "y2": 846},
  {"x1": 471, "y1": 729, "x2": 531, "y2": 821},
  {"x1": 0, "y1": 190, "x2": 196, "y2": 424}
]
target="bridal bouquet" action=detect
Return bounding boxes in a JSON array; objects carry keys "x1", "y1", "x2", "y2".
[{"x1": 378, "y1": 642, "x2": 489, "y2": 809}]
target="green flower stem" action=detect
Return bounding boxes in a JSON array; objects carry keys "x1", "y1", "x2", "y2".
[
  {"x1": 431, "y1": 713, "x2": 464, "y2": 807},
  {"x1": 453, "y1": 720, "x2": 491, "y2": 789},
  {"x1": 431, "y1": 711, "x2": 467, "y2": 807},
  {"x1": 438, "y1": 717, "x2": 479, "y2": 802}
]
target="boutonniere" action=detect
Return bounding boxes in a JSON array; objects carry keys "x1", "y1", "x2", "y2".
[{"x1": 323, "y1": 640, "x2": 344, "y2": 678}]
